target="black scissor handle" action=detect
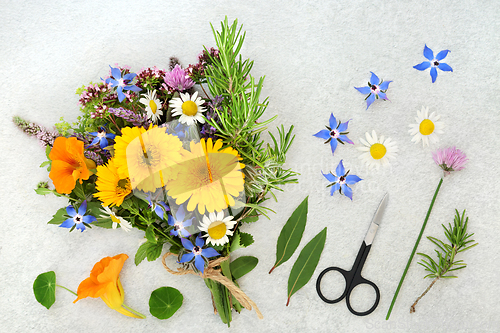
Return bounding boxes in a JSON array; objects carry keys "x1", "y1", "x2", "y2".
[
  {"x1": 316, "y1": 266, "x2": 352, "y2": 304},
  {"x1": 345, "y1": 277, "x2": 380, "y2": 316}
]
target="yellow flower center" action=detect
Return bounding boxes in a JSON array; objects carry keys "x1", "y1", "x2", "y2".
[
  {"x1": 149, "y1": 100, "x2": 158, "y2": 114},
  {"x1": 110, "y1": 214, "x2": 121, "y2": 224},
  {"x1": 207, "y1": 221, "x2": 226, "y2": 240},
  {"x1": 140, "y1": 145, "x2": 161, "y2": 168},
  {"x1": 116, "y1": 178, "x2": 131, "y2": 195},
  {"x1": 370, "y1": 143, "x2": 387, "y2": 160},
  {"x1": 419, "y1": 119, "x2": 435, "y2": 136},
  {"x1": 181, "y1": 101, "x2": 198, "y2": 116}
]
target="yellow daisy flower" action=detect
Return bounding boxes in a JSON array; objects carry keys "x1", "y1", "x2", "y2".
[
  {"x1": 139, "y1": 90, "x2": 163, "y2": 124},
  {"x1": 357, "y1": 130, "x2": 398, "y2": 170},
  {"x1": 94, "y1": 158, "x2": 132, "y2": 207},
  {"x1": 408, "y1": 106, "x2": 444, "y2": 147}
]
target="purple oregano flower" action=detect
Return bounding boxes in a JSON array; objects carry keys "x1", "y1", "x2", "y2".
[{"x1": 413, "y1": 45, "x2": 453, "y2": 83}]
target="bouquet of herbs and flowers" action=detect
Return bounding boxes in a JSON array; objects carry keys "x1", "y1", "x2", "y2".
[{"x1": 18, "y1": 18, "x2": 297, "y2": 326}]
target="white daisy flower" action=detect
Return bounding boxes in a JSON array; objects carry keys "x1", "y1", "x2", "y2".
[
  {"x1": 139, "y1": 90, "x2": 163, "y2": 123},
  {"x1": 408, "y1": 106, "x2": 444, "y2": 147},
  {"x1": 357, "y1": 130, "x2": 398, "y2": 170},
  {"x1": 198, "y1": 211, "x2": 237, "y2": 246},
  {"x1": 100, "y1": 205, "x2": 132, "y2": 232},
  {"x1": 169, "y1": 91, "x2": 206, "y2": 125}
]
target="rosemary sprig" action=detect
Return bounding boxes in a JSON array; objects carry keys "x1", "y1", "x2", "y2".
[{"x1": 410, "y1": 209, "x2": 478, "y2": 313}]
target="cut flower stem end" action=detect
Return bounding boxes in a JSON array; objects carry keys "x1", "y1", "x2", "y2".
[{"x1": 385, "y1": 177, "x2": 443, "y2": 320}]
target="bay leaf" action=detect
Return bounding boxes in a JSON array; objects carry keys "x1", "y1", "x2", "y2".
[{"x1": 230, "y1": 256, "x2": 259, "y2": 280}]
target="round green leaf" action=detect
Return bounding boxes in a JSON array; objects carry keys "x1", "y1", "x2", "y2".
[
  {"x1": 149, "y1": 287, "x2": 183, "y2": 319},
  {"x1": 33, "y1": 271, "x2": 56, "y2": 309}
]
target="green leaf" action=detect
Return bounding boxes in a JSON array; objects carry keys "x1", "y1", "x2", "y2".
[
  {"x1": 149, "y1": 287, "x2": 183, "y2": 319},
  {"x1": 230, "y1": 256, "x2": 258, "y2": 280},
  {"x1": 287, "y1": 227, "x2": 327, "y2": 306},
  {"x1": 135, "y1": 242, "x2": 149, "y2": 266},
  {"x1": 35, "y1": 188, "x2": 53, "y2": 196},
  {"x1": 73, "y1": 182, "x2": 85, "y2": 200},
  {"x1": 239, "y1": 232, "x2": 254, "y2": 248},
  {"x1": 270, "y1": 196, "x2": 308, "y2": 273},
  {"x1": 240, "y1": 215, "x2": 259, "y2": 223},
  {"x1": 33, "y1": 271, "x2": 56, "y2": 309},
  {"x1": 147, "y1": 242, "x2": 164, "y2": 262},
  {"x1": 48, "y1": 207, "x2": 69, "y2": 225},
  {"x1": 145, "y1": 225, "x2": 157, "y2": 244}
]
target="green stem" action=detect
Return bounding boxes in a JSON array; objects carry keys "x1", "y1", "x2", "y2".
[
  {"x1": 386, "y1": 177, "x2": 444, "y2": 320},
  {"x1": 56, "y1": 284, "x2": 77, "y2": 296},
  {"x1": 122, "y1": 303, "x2": 147, "y2": 319}
]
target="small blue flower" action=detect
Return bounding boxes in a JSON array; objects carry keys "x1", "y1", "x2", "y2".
[
  {"x1": 89, "y1": 126, "x2": 116, "y2": 149},
  {"x1": 355, "y1": 72, "x2": 392, "y2": 110},
  {"x1": 413, "y1": 45, "x2": 453, "y2": 83},
  {"x1": 322, "y1": 160, "x2": 362, "y2": 201},
  {"x1": 313, "y1": 113, "x2": 353, "y2": 155},
  {"x1": 60, "y1": 200, "x2": 97, "y2": 232},
  {"x1": 147, "y1": 195, "x2": 170, "y2": 220},
  {"x1": 167, "y1": 204, "x2": 193, "y2": 238},
  {"x1": 179, "y1": 235, "x2": 219, "y2": 274},
  {"x1": 104, "y1": 66, "x2": 142, "y2": 102}
]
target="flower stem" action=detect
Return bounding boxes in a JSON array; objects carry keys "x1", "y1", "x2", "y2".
[
  {"x1": 122, "y1": 303, "x2": 147, "y2": 319},
  {"x1": 56, "y1": 284, "x2": 77, "y2": 296},
  {"x1": 410, "y1": 276, "x2": 439, "y2": 313},
  {"x1": 385, "y1": 177, "x2": 443, "y2": 320}
]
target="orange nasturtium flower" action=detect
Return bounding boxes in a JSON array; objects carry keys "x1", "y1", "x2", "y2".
[
  {"x1": 73, "y1": 254, "x2": 145, "y2": 319},
  {"x1": 49, "y1": 137, "x2": 94, "y2": 194}
]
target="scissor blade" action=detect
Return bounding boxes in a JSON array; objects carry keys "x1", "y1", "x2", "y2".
[{"x1": 363, "y1": 193, "x2": 389, "y2": 245}]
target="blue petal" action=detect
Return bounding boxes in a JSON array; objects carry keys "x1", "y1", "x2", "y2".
[
  {"x1": 379, "y1": 80, "x2": 392, "y2": 90},
  {"x1": 430, "y1": 67, "x2": 438, "y2": 83},
  {"x1": 329, "y1": 139, "x2": 338, "y2": 155},
  {"x1": 342, "y1": 184, "x2": 353, "y2": 200},
  {"x1": 180, "y1": 229, "x2": 191, "y2": 237},
  {"x1": 366, "y1": 93, "x2": 376, "y2": 109},
  {"x1": 435, "y1": 50, "x2": 450, "y2": 61},
  {"x1": 369, "y1": 72, "x2": 380, "y2": 85},
  {"x1": 60, "y1": 218, "x2": 75, "y2": 228},
  {"x1": 322, "y1": 171, "x2": 336, "y2": 183},
  {"x1": 158, "y1": 201, "x2": 170, "y2": 212},
  {"x1": 99, "y1": 137, "x2": 108, "y2": 149},
  {"x1": 76, "y1": 223, "x2": 86, "y2": 232},
  {"x1": 167, "y1": 214, "x2": 175, "y2": 227},
  {"x1": 82, "y1": 215, "x2": 96, "y2": 224},
  {"x1": 378, "y1": 91, "x2": 388, "y2": 100},
  {"x1": 125, "y1": 85, "x2": 142, "y2": 92},
  {"x1": 181, "y1": 238, "x2": 194, "y2": 251},
  {"x1": 78, "y1": 200, "x2": 87, "y2": 216},
  {"x1": 123, "y1": 73, "x2": 136, "y2": 81},
  {"x1": 183, "y1": 218, "x2": 193, "y2": 228},
  {"x1": 90, "y1": 137, "x2": 100, "y2": 146},
  {"x1": 117, "y1": 87, "x2": 125, "y2": 102},
  {"x1": 437, "y1": 63, "x2": 453, "y2": 72},
  {"x1": 170, "y1": 229, "x2": 178, "y2": 237},
  {"x1": 423, "y1": 45, "x2": 434, "y2": 61},
  {"x1": 110, "y1": 66, "x2": 122, "y2": 79},
  {"x1": 336, "y1": 160, "x2": 345, "y2": 177},
  {"x1": 330, "y1": 183, "x2": 340, "y2": 196},
  {"x1": 179, "y1": 252, "x2": 194, "y2": 263},
  {"x1": 105, "y1": 133, "x2": 116, "y2": 139},
  {"x1": 154, "y1": 206, "x2": 164, "y2": 220},
  {"x1": 66, "y1": 205, "x2": 76, "y2": 217},
  {"x1": 328, "y1": 113, "x2": 338, "y2": 129},
  {"x1": 337, "y1": 120, "x2": 349, "y2": 132},
  {"x1": 313, "y1": 129, "x2": 331, "y2": 140},
  {"x1": 195, "y1": 235, "x2": 205, "y2": 247},
  {"x1": 89, "y1": 132, "x2": 98, "y2": 136},
  {"x1": 202, "y1": 247, "x2": 220, "y2": 258},
  {"x1": 345, "y1": 175, "x2": 362, "y2": 184},
  {"x1": 355, "y1": 86, "x2": 371, "y2": 95},
  {"x1": 339, "y1": 135, "x2": 353, "y2": 144},
  {"x1": 194, "y1": 255, "x2": 206, "y2": 273},
  {"x1": 413, "y1": 61, "x2": 431, "y2": 71}
]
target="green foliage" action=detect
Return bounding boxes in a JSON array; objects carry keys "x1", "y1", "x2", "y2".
[
  {"x1": 149, "y1": 287, "x2": 183, "y2": 319},
  {"x1": 33, "y1": 271, "x2": 56, "y2": 309},
  {"x1": 135, "y1": 241, "x2": 164, "y2": 265},
  {"x1": 229, "y1": 231, "x2": 254, "y2": 252},
  {"x1": 230, "y1": 256, "x2": 258, "y2": 280},
  {"x1": 48, "y1": 207, "x2": 69, "y2": 225}
]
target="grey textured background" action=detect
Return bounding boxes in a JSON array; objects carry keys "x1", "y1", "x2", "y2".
[{"x1": 1, "y1": 1, "x2": 499, "y2": 332}]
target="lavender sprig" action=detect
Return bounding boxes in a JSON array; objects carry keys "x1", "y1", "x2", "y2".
[{"x1": 108, "y1": 107, "x2": 150, "y2": 128}]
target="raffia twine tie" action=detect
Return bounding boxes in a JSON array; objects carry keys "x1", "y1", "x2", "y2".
[{"x1": 162, "y1": 252, "x2": 263, "y2": 319}]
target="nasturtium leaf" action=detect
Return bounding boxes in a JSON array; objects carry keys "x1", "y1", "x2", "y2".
[
  {"x1": 149, "y1": 287, "x2": 183, "y2": 319},
  {"x1": 47, "y1": 207, "x2": 69, "y2": 225},
  {"x1": 270, "y1": 196, "x2": 308, "y2": 273},
  {"x1": 33, "y1": 271, "x2": 56, "y2": 309},
  {"x1": 230, "y1": 256, "x2": 258, "y2": 280},
  {"x1": 287, "y1": 227, "x2": 327, "y2": 306}
]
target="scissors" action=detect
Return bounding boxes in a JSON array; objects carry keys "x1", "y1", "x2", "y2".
[{"x1": 316, "y1": 193, "x2": 388, "y2": 316}]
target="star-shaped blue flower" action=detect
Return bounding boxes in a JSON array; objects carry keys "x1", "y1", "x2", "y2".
[
  {"x1": 179, "y1": 235, "x2": 219, "y2": 274},
  {"x1": 89, "y1": 127, "x2": 116, "y2": 149},
  {"x1": 104, "y1": 66, "x2": 142, "y2": 102},
  {"x1": 147, "y1": 195, "x2": 170, "y2": 220},
  {"x1": 413, "y1": 45, "x2": 453, "y2": 83},
  {"x1": 322, "y1": 160, "x2": 362, "y2": 200},
  {"x1": 355, "y1": 72, "x2": 392, "y2": 110},
  {"x1": 60, "y1": 200, "x2": 97, "y2": 232},
  {"x1": 167, "y1": 204, "x2": 192, "y2": 238},
  {"x1": 313, "y1": 113, "x2": 353, "y2": 155}
]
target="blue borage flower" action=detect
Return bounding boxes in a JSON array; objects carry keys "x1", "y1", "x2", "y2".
[
  {"x1": 413, "y1": 45, "x2": 453, "y2": 83},
  {"x1": 89, "y1": 126, "x2": 116, "y2": 149},
  {"x1": 146, "y1": 194, "x2": 170, "y2": 220},
  {"x1": 104, "y1": 66, "x2": 142, "y2": 102},
  {"x1": 322, "y1": 160, "x2": 362, "y2": 200},
  {"x1": 167, "y1": 204, "x2": 193, "y2": 238},
  {"x1": 179, "y1": 235, "x2": 220, "y2": 274},
  {"x1": 60, "y1": 200, "x2": 97, "y2": 232},
  {"x1": 355, "y1": 72, "x2": 392, "y2": 110},
  {"x1": 313, "y1": 113, "x2": 353, "y2": 155}
]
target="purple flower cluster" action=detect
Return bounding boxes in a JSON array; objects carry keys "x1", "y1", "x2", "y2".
[
  {"x1": 78, "y1": 82, "x2": 117, "y2": 119},
  {"x1": 72, "y1": 132, "x2": 111, "y2": 165},
  {"x1": 13, "y1": 116, "x2": 59, "y2": 147},
  {"x1": 163, "y1": 64, "x2": 195, "y2": 92},
  {"x1": 108, "y1": 107, "x2": 151, "y2": 128},
  {"x1": 433, "y1": 147, "x2": 468, "y2": 176},
  {"x1": 135, "y1": 66, "x2": 167, "y2": 90},
  {"x1": 200, "y1": 95, "x2": 223, "y2": 139},
  {"x1": 187, "y1": 48, "x2": 220, "y2": 84}
]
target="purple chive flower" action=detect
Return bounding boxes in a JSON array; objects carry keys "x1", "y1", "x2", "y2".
[
  {"x1": 355, "y1": 72, "x2": 392, "y2": 110},
  {"x1": 108, "y1": 107, "x2": 150, "y2": 128},
  {"x1": 413, "y1": 45, "x2": 453, "y2": 83},
  {"x1": 179, "y1": 235, "x2": 219, "y2": 274},
  {"x1": 322, "y1": 160, "x2": 362, "y2": 200},
  {"x1": 432, "y1": 147, "x2": 467, "y2": 176},
  {"x1": 313, "y1": 113, "x2": 353, "y2": 155},
  {"x1": 60, "y1": 200, "x2": 96, "y2": 232},
  {"x1": 89, "y1": 126, "x2": 116, "y2": 149},
  {"x1": 167, "y1": 204, "x2": 192, "y2": 238},
  {"x1": 147, "y1": 195, "x2": 170, "y2": 220},
  {"x1": 164, "y1": 64, "x2": 195, "y2": 92},
  {"x1": 104, "y1": 66, "x2": 142, "y2": 102}
]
